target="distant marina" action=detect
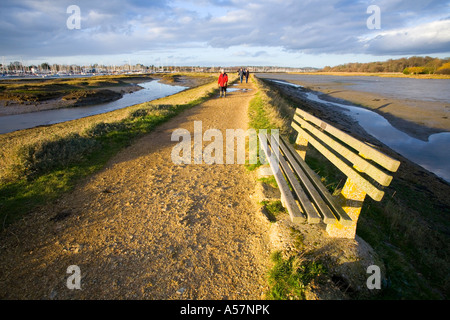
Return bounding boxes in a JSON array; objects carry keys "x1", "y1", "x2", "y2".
[{"x1": 1, "y1": 61, "x2": 318, "y2": 81}]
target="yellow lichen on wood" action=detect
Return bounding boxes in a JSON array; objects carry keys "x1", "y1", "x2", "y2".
[
  {"x1": 326, "y1": 178, "x2": 366, "y2": 239},
  {"x1": 294, "y1": 133, "x2": 308, "y2": 160}
]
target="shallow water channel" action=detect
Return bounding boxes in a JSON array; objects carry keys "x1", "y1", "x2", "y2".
[
  {"x1": 0, "y1": 80, "x2": 187, "y2": 135},
  {"x1": 269, "y1": 79, "x2": 450, "y2": 183}
]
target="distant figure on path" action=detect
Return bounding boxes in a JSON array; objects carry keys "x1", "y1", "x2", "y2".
[
  {"x1": 245, "y1": 68, "x2": 250, "y2": 83},
  {"x1": 238, "y1": 68, "x2": 244, "y2": 83},
  {"x1": 218, "y1": 69, "x2": 228, "y2": 98}
]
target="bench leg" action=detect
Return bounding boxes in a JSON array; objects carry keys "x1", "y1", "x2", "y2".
[
  {"x1": 280, "y1": 194, "x2": 286, "y2": 208},
  {"x1": 326, "y1": 178, "x2": 366, "y2": 239},
  {"x1": 294, "y1": 135, "x2": 308, "y2": 160}
]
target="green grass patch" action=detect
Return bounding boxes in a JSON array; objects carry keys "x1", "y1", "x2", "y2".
[
  {"x1": 245, "y1": 90, "x2": 282, "y2": 173},
  {"x1": 260, "y1": 200, "x2": 285, "y2": 222},
  {"x1": 266, "y1": 251, "x2": 327, "y2": 300},
  {"x1": 248, "y1": 92, "x2": 275, "y2": 131},
  {"x1": 258, "y1": 176, "x2": 278, "y2": 189}
]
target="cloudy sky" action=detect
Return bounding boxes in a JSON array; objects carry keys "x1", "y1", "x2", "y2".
[{"x1": 1, "y1": 0, "x2": 449, "y2": 68}]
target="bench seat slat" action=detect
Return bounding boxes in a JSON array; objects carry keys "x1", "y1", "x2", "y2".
[
  {"x1": 279, "y1": 137, "x2": 353, "y2": 226},
  {"x1": 291, "y1": 122, "x2": 385, "y2": 201},
  {"x1": 258, "y1": 133, "x2": 306, "y2": 223},
  {"x1": 295, "y1": 109, "x2": 400, "y2": 172},
  {"x1": 293, "y1": 114, "x2": 393, "y2": 187},
  {"x1": 266, "y1": 134, "x2": 322, "y2": 224},
  {"x1": 273, "y1": 137, "x2": 337, "y2": 224}
]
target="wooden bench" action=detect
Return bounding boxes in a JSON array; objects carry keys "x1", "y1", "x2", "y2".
[{"x1": 259, "y1": 108, "x2": 401, "y2": 239}]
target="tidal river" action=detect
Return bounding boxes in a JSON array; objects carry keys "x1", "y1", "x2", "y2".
[
  {"x1": 258, "y1": 74, "x2": 450, "y2": 183},
  {"x1": 0, "y1": 80, "x2": 187, "y2": 135}
]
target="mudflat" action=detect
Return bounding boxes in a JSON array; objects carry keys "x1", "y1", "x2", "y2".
[{"x1": 257, "y1": 73, "x2": 450, "y2": 141}]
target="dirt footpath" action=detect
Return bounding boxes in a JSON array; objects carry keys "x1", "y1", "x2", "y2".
[{"x1": 0, "y1": 81, "x2": 274, "y2": 299}]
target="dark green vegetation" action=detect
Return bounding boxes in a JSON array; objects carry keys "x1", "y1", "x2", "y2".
[
  {"x1": 322, "y1": 56, "x2": 450, "y2": 75},
  {"x1": 259, "y1": 200, "x2": 285, "y2": 222},
  {"x1": 0, "y1": 84, "x2": 217, "y2": 228},
  {"x1": 254, "y1": 76, "x2": 450, "y2": 299}
]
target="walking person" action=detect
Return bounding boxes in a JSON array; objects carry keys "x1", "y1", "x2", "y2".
[
  {"x1": 218, "y1": 69, "x2": 228, "y2": 98},
  {"x1": 238, "y1": 68, "x2": 244, "y2": 83},
  {"x1": 245, "y1": 68, "x2": 250, "y2": 83}
]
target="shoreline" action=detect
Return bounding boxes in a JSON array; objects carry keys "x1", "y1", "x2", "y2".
[
  {"x1": 256, "y1": 74, "x2": 449, "y2": 141},
  {"x1": 305, "y1": 85, "x2": 448, "y2": 141}
]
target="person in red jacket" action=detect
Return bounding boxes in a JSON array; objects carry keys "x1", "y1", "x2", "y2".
[{"x1": 218, "y1": 69, "x2": 228, "y2": 98}]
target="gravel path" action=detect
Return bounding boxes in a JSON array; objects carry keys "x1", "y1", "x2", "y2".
[{"x1": 0, "y1": 80, "x2": 274, "y2": 299}]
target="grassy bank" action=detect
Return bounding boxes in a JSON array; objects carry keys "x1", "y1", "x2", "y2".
[
  {"x1": 0, "y1": 74, "x2": 220, "y2": 228},
  {"x1": 250, "y1": 76, "x2": 450, "y2": 299}
]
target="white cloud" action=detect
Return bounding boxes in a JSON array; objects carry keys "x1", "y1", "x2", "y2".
[
  {"x1": 361, "y1": 19, "x2": 450, "y2": 55},
  {"x1": 0, "y1": 0, "x2": 449, "y2": 65}
]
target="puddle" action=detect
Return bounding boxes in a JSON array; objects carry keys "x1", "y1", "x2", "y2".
[
  {"x1": 227, "y1": 88, "x2": 252, "y2": 92},
  {"x1": 269, "y1": 79, "x2": 450, "y2": 182}
]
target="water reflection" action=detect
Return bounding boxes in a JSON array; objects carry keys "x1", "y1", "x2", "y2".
[
  {"x1": 269, "y1": 79, "x2": 450, "y2": 182},
  {"x1": 0, "y1": 80, "x2": 187, "y2": 134}
]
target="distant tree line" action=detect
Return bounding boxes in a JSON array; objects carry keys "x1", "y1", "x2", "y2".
[{"x1": 321, "y1": 56, "x2": 450, "y2": 75}]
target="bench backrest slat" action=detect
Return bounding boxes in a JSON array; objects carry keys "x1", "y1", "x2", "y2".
[
  {"x1": 293, "y1": 114, "x2": 393, "y2": 186},
  {"x1": 291, "y1": 121, "x2": 385, "y2": 201},
  {"x1": 294, "y1": 109, "x2": 400, "y2": 172}
]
